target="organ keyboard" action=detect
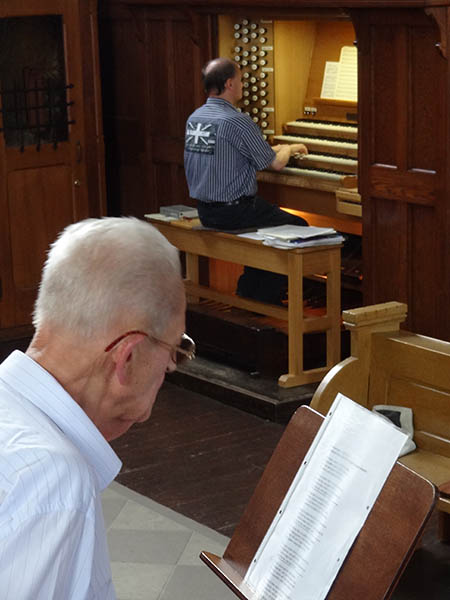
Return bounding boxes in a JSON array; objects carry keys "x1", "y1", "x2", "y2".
[
  {"x1": 258, "y1": 110, "x2": 361, "y2": 218},
  {"x1": 274, "y1": 118, "x2": 358, "y2": 188},
  {"x1": 284, "y1": 119, "x2": 358, "y2": 141}
]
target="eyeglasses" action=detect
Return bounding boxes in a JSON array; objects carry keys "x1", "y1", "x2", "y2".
[{"x1": 104, "y1": 330, "x2": 196, "y2": 365}]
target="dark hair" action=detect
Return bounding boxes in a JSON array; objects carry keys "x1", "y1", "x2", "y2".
[{"x1": 202, "y1": 58, "x2": 238, "y2": 95}]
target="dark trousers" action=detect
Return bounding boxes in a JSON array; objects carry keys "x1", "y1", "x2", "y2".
[{"x1": 197, "y1": 195, "x2": 308, "y2": 304}]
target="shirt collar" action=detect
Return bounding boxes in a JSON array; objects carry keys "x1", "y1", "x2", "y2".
[
  {"x1": 206, "y1": 97, "x2": 238, "y2": 111},
  {"x1": 0, "y1": 350, "x2": 122, "y2": 490}
]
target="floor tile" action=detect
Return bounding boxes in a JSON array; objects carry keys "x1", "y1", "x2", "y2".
[
  {"x1": 107, "y1": 529, "x2": 192, "y2": 565},
  {"x1": 177, "y1": 531, "x2": 228, "y2": 566},
  {"x1": 111, "y1": 562, "x2": 174, "y2": 600},
  {"x1": 159, "y1": 565, "x2": 236, "y2": 600},
  {"x1": 109, "y1": 500, "x2": 190, "y2": 532},
  {"x1": 102, "y1": 489, "x2": 128, "y2": 529}
]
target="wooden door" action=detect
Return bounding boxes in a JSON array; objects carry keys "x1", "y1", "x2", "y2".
[
  {"x1": 98, "y1": 2, "x2": 215, "y2": 216},
  {"x1": 0, "y1": 0, "x2": 105, "y2": 331},
  {"x1": 352, "y1": 8, "x2": 448, "y2": 339}
]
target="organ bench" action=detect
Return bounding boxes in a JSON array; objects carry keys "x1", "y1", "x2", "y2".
[
  {"x1": 147, "y1": 217, "x2": 342, "y2": 388},
  {"x1": 310, "y1": 301, "x2": 450, "y2": 539}
]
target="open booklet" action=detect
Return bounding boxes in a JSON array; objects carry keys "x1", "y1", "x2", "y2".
[
  {"x1": 243, "y1": 393, "x2": 407, "y2": 600},
  {"x1": 238, "y1": 225, "x2": 345, "y2": 249},
  {"x1": 256, "y1": 225, "x2": 337, "y2": 241}
]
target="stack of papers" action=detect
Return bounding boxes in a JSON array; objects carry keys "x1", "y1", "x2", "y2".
[
  {"x1": 160, "y1": 204, "x2": 198, "y2": 219},
  {"x1": 238, "y1": 225, "x2": 344, "y2": 249}
]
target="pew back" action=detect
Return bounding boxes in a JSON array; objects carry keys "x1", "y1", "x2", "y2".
[{"x1": 310, "y1": 302, "x2": 450, "y2": 518}]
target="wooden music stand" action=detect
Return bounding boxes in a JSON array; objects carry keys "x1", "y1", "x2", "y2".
[{"x1": 200, "y1": 406, "x2": 437, "y2": 600}]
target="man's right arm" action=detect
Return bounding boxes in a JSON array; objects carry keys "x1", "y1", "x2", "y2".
[{"x1": 270, "y1": 143, "x2": 308, "y2": 171}]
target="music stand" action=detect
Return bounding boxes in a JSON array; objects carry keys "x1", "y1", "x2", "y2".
[{"x1": 200, "y1": 406, "x2": 437, "y2": 600}]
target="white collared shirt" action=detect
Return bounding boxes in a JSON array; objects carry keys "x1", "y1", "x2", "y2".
[{"x1": 0, "y1": 350, "x2": 122, "y2": 599}]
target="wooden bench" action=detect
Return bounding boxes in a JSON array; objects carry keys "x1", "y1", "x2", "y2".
[
  {"x1": 310, "y1": 301, "x2": 450, "y2": 538},
  {"x1": 148, "y1": 218, "x2": 342, "y2": 388}
]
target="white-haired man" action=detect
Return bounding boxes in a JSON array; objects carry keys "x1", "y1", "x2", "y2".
[{"x1": 0, "y1": 217, "x2": 194, "y2": 599}]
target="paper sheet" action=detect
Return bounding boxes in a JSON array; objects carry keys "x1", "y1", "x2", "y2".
[
  {"x1": 320, "y1": 46, "x2": 357, "y2": 102},
  {"x1": 262, "y1": 235, "x2": 344, "y2": 249},
  {"x1": 320, "y1": 61, "x2": 339, "y2": 99},
  {"x1": 244, "y1": 394, "x2": 407, "y2": 600},
  {"x1": 334, "y1": 46, "x2": 357, "y2": 102},
  {"x1": 256, "y1": 225, "x2": 337, "y2": 240}
]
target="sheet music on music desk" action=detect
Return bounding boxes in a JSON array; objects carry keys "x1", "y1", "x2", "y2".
[
  {"x1": 334, "y1": 46, "x2": 358, "y2": 101},
  {"x1": 243, "y1": 393, "x2": 407, "y2": 600},
  {"x1": 320, "y1": 61, "x2": 339, "y2": 99}
]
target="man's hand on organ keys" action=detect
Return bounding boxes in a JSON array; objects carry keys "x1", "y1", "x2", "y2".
[{"x1": 290, "y1": 143, "x2": 308, "y2": 159}]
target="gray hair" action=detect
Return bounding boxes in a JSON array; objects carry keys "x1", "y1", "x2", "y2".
[{"x1": 33, "y1": 217, "x2": 184, "y2": 339}]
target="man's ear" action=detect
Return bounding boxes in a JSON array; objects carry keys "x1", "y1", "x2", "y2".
[
  {"x1": 224, "y1": 76, "x2": 233, "y2": 91},
  {"x1": 110, "y1": 333, "x2": 147, "y2": 386}
]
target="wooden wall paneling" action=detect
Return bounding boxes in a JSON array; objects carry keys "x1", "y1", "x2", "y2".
[
  {"x1": 77, "y1": 0, "x2": 107, "y2": 217},
  {"x1": 8, "y1": 165, "x2": 73, "y2": 324},
  {"x1": 409, "y1": 23, "x2": 442, "y2": 172},
  {"x1": 273, "y1": 20, "x2": 316, "y2": 133},
  {"x1": 149, "y1": 13, "x2": 188, "y2": 209},
  {"x1": 147, "y1": 14, "x2": 176, "y2": 213},
  {"x1": 63, "y1": 1, "x2": 89, "y2": 222},
  {"x1": 408, "y1": 16, "x2": 446, "y2": 336},
  {"x1": 354, "y1": 9, "x2": 446, "y2": 338},
  {"x1": 409, "y1": 203, "x2": 440, "y2": 335},
  {"x1": 99, "y1": 5, "x2": 215, "y2": 216},
  {"x1": 424, "y1": 6, "x2": 450, "y2": 341},
  {"x1": 99, "y1": 3, "x2": 149, "y2": 215},
  {"x1": 0, "y1": 93, "x2": 12, "y2": 328},
  {"x1": 442, "y1": 7, "x2": 450, "y2": 340}
]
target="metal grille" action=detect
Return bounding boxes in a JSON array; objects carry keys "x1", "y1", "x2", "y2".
[
  {"x1": 0, "y1": 72, "x2": 74, "y2": 150},
  {"x1": 0, "y1": 15, "x2": 73, "y2": 151}
]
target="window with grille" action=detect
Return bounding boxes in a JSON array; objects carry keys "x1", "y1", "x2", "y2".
[{"x1": 0, "y1": 15, "x2": 74, "y2": 151}]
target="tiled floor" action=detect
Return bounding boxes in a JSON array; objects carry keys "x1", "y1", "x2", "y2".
[
  {"x1": 104, "y1": 480, "x2": 450, "y2": 600},
  {"x1": 102, "y1": 482, "x2": 236, "y2": 600}
]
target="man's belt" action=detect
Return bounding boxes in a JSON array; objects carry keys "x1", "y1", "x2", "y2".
[{"x1": 197, "y1": 195, "x2": 255, "y2": 207}]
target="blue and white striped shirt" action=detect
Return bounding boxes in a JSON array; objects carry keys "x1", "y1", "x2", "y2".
[
  {"x1": 184, "y1": 97, "x2": 275, "y2": 203},
  {"x1": 0, "y1": 350, "x2": 122, "y2": 599}
]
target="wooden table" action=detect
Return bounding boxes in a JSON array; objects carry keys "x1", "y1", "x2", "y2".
[{"x1": 148, "y1": 218, "x2": 342, "y2": 388}]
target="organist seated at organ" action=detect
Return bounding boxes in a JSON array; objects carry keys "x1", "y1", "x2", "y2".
[{"x1": 184, "y1": 57, "x2": 309, "y2": 305}]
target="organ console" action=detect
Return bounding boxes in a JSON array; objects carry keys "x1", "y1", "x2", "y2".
[{"x1": 218, "y1": 14, "x2": 363, "y2": 308}]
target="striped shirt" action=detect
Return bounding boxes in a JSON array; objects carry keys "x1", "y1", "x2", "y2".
[
  {"x1": 184, "y1": 97, "x2": 275, "y2": 203},
  {"x1": 0, "y1": 350, "x2": 122, "y2": 599}
]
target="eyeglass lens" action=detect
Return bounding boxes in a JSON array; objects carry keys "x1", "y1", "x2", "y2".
[{"x1": 176, "y1": 334, "x2": 195, "y2": 364}]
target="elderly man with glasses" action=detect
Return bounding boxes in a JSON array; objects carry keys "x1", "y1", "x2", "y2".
[{"x1": 0, "y1": 217, "x2": 194, "y2": 599}]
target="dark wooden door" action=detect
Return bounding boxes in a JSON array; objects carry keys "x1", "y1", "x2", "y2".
[
  {"x1": 99, "y1": 2, "x2": 215, "y2": 217},
  {"x1": 353, "y1": 8, "x2": 449, "y2": 338},
  {"x1": 0, "y1": 0, "x2": 105, "y2": 331}
]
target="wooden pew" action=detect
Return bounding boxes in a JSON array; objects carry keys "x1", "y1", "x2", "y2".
[
  {"x1": 148, "y1": 217, "x2": 342, "y2": 388},
  {"x1": 310, "y1": 301, "x2": 450, "y2": 538}
]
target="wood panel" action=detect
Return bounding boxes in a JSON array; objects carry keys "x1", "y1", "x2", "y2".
[
  {"x1": 274, "y1": 20, "x2": 316, "y2": 132},
  {"x1": 98, "y1": 3, "x2": 150, "y2": 216},
  {"x1": 78, "y1": 0, "x2": 107, "y2": 217},
  {"x1": 99, "y1": 2, "x2": 215, "y2": 216},
  {"x1": 8, "y1": 166, "x2": 72, "y2": 286},
  {"x1": 354, "y1": 8, "x2": 447, "y2": 337}
]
